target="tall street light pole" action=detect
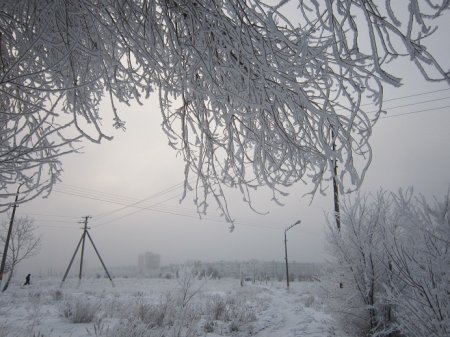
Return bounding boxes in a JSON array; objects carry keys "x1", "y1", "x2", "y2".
[{"x1": 285, "y1": 220, "x2": 301, "y2": 288}]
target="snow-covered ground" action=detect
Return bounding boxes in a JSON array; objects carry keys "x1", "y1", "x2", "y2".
[{"x1": 0, "y1": 276, "x2": 349, "y2": 337}]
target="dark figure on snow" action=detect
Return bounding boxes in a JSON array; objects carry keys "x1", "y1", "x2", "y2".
[{"x1": 24, "y1": 274, "x2": 31, "y2": 286}]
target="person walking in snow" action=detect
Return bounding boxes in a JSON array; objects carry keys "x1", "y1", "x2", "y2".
[{"x1": 23, "y1": 274, "x2": 31, "y2": 286}]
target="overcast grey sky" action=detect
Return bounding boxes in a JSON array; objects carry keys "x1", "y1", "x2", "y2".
[{"x1": 7, "y1": 5, "x2": 450, "y2": 276}]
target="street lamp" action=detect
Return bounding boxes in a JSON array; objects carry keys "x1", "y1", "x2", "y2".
[{"x1": 284, "y1": 220, "x2": 301, "y2": 288}]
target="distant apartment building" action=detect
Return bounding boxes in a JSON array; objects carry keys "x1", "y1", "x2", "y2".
[{"x1": 138, "y1": 252, "x2": 161, "y2": 273}]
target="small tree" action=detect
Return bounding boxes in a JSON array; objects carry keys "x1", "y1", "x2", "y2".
[
  {"x1": 326, "y1": 188, "x2": 450, "y2": 337},
  {"x1": 0, "y1": 215, "x2": 41, "y2": 291},
  {"x1": 384, "y1": 190, "x2": 450, "y2": 337},
  {"x1": 326, "y1": 191, "x2": 393, "y2": 335}
]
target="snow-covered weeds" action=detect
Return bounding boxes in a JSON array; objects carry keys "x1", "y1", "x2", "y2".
[
  {"x1": 60, "y1": 296, "x2": 99, "y2": 323},
  {"x1": 0, "y1": 270, "x2": 274, "y2": 337},
  {"x1": 202, "y1": 289, "x2": 259, "y2": 334}
]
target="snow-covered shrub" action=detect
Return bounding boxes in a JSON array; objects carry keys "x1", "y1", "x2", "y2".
[
  {"x1": 100, "y1": 295, "x2": 130, "y2": 319},
  {"x1": 205, "y1": 292, "x2": 257, "y2": 324},
  {"x1": 0, "y1": 324, "x2": 10, "y2": 337},
  {"x1": 202, "y1": 319, "x2": 215, "y2": 333},
  {"x1": 50, "y1": 289, "x2": 64, "y2": 301},
  {"x1": 383, "y1": 189, "x2": 450, "y2": 337},
  {"x1": 106, "y1": 319, "x2": 152, "y2": 337},
  {"x1": 27, "y1": 290, "x2": 42, "y2": 301},
  {"x1": 86, "y1": 316, "x2": 110, "y2": 337},
  {"x1": 106, "y1": 269, "x2": 203, "y2": 337},
  {"x1": 326, "y1": 191, "x2": 393, "y2": 336},
  {"x1": 326, "y1": 188, "x2": 450, "y2": 337},
  {"x1": 60, "y1": 297, "x2": 99, "y2": 323},
  {"x1": 133, "y1": 294, "x2": 175, "y2": 328},
  {"x1": 170, "y1": 267, "x2": 204, "y2": 337},
  {"x1": 205, "y1": 294, "x2": 227, "y2": 320},
  {"x1": 299, "y1": 293, "x2": 315, "y2": 308},
  {"x1": 135, "y1": 302, "x2": 168, "y2": 327},
  {"x1": 202, "y1": 290, "x2": 258, "y2": 334},
  {"x1": 229, "y1": 320, "x2": 240, "y2": 332}
]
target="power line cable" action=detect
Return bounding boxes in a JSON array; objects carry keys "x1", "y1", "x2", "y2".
[
  {"x1": 52, "y1": 187, "x2": 199, "y2": 219},
  {"x1": 20, "y1": 212, "x2": 80, "y2": 219},
  {"x1": 58, "y1": 183, "x2": 143, "y2": 203},
  {"x1": 27, "y1": 218, "x2": 80, "y2": 224},
  {"x1": 54, "y1": 187, "x2": 140, "y2": 205},
  {"x1": 371, "y1": 96, "x2": 450, "y2": 114},
  {"x1": 93, "y1": 180, "x2": 187, "y2": 219},
  {"x1": 335, "y1": 87, "x2": 450, "y2": 112},
  {"x1": 382, "y1": 87, "x2": 450, "y2": 103},
  {"x1": 93, "y1": 194, "x2": 181, "y2": 227},
  {"x1": 379, "y1": 104, "x2": 450, "y2": 119},
  {"x1": 51, "y1": 188, "x2": 227, "y2": 227},
  {"x1": 52, "y1": 180, "x2": 191, "y2": 221},
  {"x1": 34, "y1": 223, "x2": 80, "y2": 230},
  {"x1": 69, "y1": 188, "x2": 280, "y2": 231},
  {"x1": 91, "y1": 194, "x2": 280, "y2": 231}
]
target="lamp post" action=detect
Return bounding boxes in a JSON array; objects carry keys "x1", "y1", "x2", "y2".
[{"x1": 284, "y1": 220, "x2": 301, "y2": 288}]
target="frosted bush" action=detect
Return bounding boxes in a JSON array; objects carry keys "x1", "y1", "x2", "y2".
[
  {"x1": 134, "y1": 295, "x2": 174, "y2": 328},
  {"x1": 99, "y1": 295, "x2": 130, "y2": 319},
  {"x1": 206, "y1": 295, "x2": 227, "y2": 320},
  {"x1": 299, "y1": 293, "x2": 315, "y2": 308},
  {"x1": 225, "y1": 294, "x2": 257, "y2": 324},
  {"x1": 203, "y1": 291, "x2": 257, "y2": 334},
  {"x1": 60, "y1": 297, "x2": 99, "y2": 323},
  {"x1": 202, "y1": 319, "x2": 215, "y2": 333},
  {"x1": 27, "y1": 290, "x2": 42, "y2": 301},
  {"x1": 326, "y1": 188, "x2": 450, "y2": 337},
  {"x1": 229, "y1": 320, "x2": 240, "y2": 332},
  {"x1": 50, "y1": 289, "x2": 64, "y2": 301},
  {"x1": 106, "y1": 319, "x2": 151, "y2": 337},
  {"x1": 0, "y1": 324, "x2": 10, "y2": 337}
]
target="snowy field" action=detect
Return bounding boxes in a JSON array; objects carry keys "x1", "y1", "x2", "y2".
[{"x1": 0, "y1": 275, "x2": 349, "y2": 337}]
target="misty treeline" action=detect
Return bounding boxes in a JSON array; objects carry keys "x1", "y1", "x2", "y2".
[
  {"x1": 326, "y1": 188, "x2": 450, "y2": 337},
  {"x1": 1, "y1": 1, "x2": 450, "y2": 222},
  {"x1": 152, "y1": 260, "x2": 322, "y2": 282}
]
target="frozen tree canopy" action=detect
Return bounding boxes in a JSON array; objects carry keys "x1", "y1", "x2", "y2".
[{"x1": 1, "y1": 1, "x2": 449, "y2": 220}]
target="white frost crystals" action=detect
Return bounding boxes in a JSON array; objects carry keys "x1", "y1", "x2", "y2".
[{"x1": 1, "y1": 1, "x2": 449, "y2": 219}]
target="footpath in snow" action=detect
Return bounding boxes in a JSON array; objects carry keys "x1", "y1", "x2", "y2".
[{"x1": 251, "y1": 283, "x2": 345, "y2": 337}]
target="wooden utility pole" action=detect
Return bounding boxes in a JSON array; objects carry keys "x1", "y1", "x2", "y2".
[
  {"x1": 331, "y1": 132, "x2": 343, "y2": 289},
  {"x1": 0, "y1": 184, "x2": 22, "y2": 286},
  {"x1": 61, "y1": 216, "x2": 114, "y2": 287},
  {"x1": 284, "y1": 220, "x2": 301, "y2": 288},
  {"x1": 331, "y1": 133, "x2": 341, "y2": 231},
  {"x1": 332, "y1": 157, "x2": 341, "y2": 231},
  {"x1": 78, "y1": 216, "x2": 89, "y2": 280}
]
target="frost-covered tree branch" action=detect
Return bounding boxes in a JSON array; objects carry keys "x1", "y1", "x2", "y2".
[
  {"x1": 1, "y1": 1, "x2": 449, "y2": 223},
  {"x1": 155, "y1": 0, "x2": 450, "y2": 225},
  {"x1": 0, "y1": 0, "x2": 147, "y2": 210}
]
